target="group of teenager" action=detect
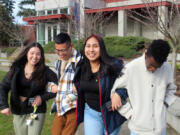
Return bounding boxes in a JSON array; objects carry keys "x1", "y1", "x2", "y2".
[{"x1": 0, "y1": 32, "x2": 179, "y2": 135}]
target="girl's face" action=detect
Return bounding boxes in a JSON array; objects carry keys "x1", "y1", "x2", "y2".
[
  {"x1": 85, "y1": 37, "x2": 100, "y2": 63},
  {"x1": 27, "y1": 47, "x2": 41, "y2": 66}
]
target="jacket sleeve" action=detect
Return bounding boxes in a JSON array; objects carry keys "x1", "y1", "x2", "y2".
[
  {"x1": 40, "y1": 67, "x2": 58, "y2": 102},
  {"x1": 0, "y1": 72, "x2": 11, "y2": 110},
  {"x1": 115, "y1": 88, "x2": 128, "y2": 104},
  {"x1": 111, "y1": 67, "x2": 128, "y2": 96},
  {"x1": 164, "y1": 64, "x2": 177, "y2": 106},
  {"x1": 111, "y1": 66, "x2": 133, "y2": 119}
]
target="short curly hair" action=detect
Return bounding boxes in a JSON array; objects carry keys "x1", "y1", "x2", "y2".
[{"x1": 146, "y1": 39, "x2": 170, "y2": 64}]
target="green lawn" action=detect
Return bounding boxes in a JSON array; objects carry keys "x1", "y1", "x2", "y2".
[{"x1": 0, "y1": 71, "x2": 55, "y2": 135}]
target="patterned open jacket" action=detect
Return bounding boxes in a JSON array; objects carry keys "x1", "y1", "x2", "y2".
[{"x1": 52, "y1": 48, "x2": 81, "y2": 116}]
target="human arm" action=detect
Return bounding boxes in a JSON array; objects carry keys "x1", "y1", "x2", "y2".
[
  {"x1": 38, "y1": 68, "x2": 58, "y2": 103},
  {"x1": 0, "y1": 72, "x2": 11, "y2": 115},
  {"x1": 111, "y1": 68, "x2": 128, "y2": 110},
  {"x1": 111, "y1": 88, "x2": 128, "y2": 111},
  {"x1": 164, "y1": 82, "x2": 177, "y2": 107},
  {"x1": 164, "y1": 65, "x2": 177, "y2": 107},
  {"x1": 47, "y1": 61, "x2": 59, "y2": 93},
  {"x1": 0, "y1": 108, "x2": 11, "y2": 116},
  {"x1": 164, "y1": 67, "x2": 180, "y2": 116},
  {"x1": 175, "y1": 91, "x2": 180, "y2": 97}
]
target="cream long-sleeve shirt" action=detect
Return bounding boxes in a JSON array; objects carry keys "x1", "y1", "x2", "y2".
[{"x1": 111, "y1": 55, "x2": 177, "y2": 135}]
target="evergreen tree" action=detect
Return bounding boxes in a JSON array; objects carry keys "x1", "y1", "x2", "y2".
[
  {"x1": 0, "y1": 0, "x2": 14, "y2": 46},
  {"x1": 17, "y1": 0, "x2": 36, "y2": 17},
  {"x1": 0, "y1": 0, "x2": 14, "y2": 18}
]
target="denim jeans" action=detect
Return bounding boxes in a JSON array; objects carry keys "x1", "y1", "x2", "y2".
[
  {"x1": 130, "y1": 130, "x2": 166, "y2": 135},
  {"x1": 84, "y1": 103, "x2": 121, "y2": 135}
]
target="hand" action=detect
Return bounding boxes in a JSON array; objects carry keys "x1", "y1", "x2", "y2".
[
  {"x1": 32, "y1": 96, "x2": 42, "y2": 107},
  {"x1": 0, "y1": 108, "x2": 11, "y2": 116},
  {"x1": 164, "y1": 101, "x2": 169, "y2": 108},
  {"x1": 19, "y1": 96, "x2": 27, "y2": 102},
  {"x1": 51, "y1": 85, "x2": 58, "y2": 93},
  {"x1": 175, "y1": 91, "x2": 180, "y2": 97},
  {"x1": 111, "y1": 92, "x2": 122, "y2": 111}
]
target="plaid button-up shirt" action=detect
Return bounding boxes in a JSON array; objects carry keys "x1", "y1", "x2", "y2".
[{"x1": 54, "y1": 49, "x2": 81, "y2": 116}]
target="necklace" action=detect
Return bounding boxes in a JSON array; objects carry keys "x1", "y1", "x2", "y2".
[
  {"x1": 24, "y1": 64, "x2": 34, "y2": 79},
  {"x1": 96, "y1": 78, "x2": 98, "y2": 82}
]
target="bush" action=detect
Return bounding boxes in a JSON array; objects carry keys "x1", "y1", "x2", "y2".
[
  {"x1": 1, "y1": 47, "x2": 17, "y2": 56},
  {"x1": 43, "y1": 40, "x2": 84, "y2": 53},
  {"x1": 176, "y1": 63, "x2": 180, "y2": 70},
  {"x1": 72, "y1": 39, "x2": 84, "y2": 52},
  {"x1": 43, "y1": 36, "x2": 150, "y2": 59},
  {"x1": 104, "y1": 36, "x2": 150, "y2": 58},
  {"x1": 43, "y1": 41, "x2": 55, "y2": 53}
]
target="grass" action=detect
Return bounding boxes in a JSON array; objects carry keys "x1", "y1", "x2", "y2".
[
  {"x1": 0, "y1": 71, "x2": 6, "y2": 81},
  {"x1": 0, "y1": 71, "x2": 14, "y2": 135},
  {"x1": 0, "y1": 71, "x2": 55, "y2": 135}
]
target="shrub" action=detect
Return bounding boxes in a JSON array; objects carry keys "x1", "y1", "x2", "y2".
[
  {"x1": 43, "y1": 36, "x2": 150, "y2": 59},
  {"x1": 43, "y1": 41, "x2": 55, "y2": 53},
  {"x1": 104, "y1": 36, "x2": 150, "y2": 58},
  {"x1": 176, "y1": 63, "x2": 180, "y2": 70},
  {"x1": 43, "y1": 40, "x2": 84, "y2": 53},
  {"x1": 1, "y1": 47, "x2": 17, "y2": 56},
  {"x1": 72, "y1": 39, "x2": 84, "y2": 52}
]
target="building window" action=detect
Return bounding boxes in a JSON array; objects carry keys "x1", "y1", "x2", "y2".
[
  {"x1": 60, "y1": 8, "x2": 68, "y2": 14},
  {"x1": 47, "y1": 10, "x2": 52, "y2": 15},
  {"x1": 53, "y1": 9, "x2": 58, "y2": 14},
  {"x1": 37, "y1": 11, "x2": 45, "y2": 16}
]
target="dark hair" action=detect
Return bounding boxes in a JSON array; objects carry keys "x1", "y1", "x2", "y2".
[
  {"x1": 54, "y1": 32, "x2": 71, "y2": 46},
  {"x1": 9, "y1": 42, "x2": 45, "y2": 84},
  {"x1": 81, "y1": 34, "x2": 123, "y2": 80},
  {"x1": 146, "y1": 39, "x2": 170, "y2": 64}
]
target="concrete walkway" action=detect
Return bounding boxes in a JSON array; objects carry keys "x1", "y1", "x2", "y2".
[{"x1": 75, "y1": 121, "x2": 179, "y2": 135}]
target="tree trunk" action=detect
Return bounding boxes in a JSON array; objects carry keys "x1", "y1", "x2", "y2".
[{"x1": 172, "y1": 45, "x2": 177, "y2": 80}]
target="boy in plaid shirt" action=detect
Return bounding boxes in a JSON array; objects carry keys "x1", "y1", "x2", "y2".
[{"x1": 50, "y1": 33, "x2": 81, "y2": 135}]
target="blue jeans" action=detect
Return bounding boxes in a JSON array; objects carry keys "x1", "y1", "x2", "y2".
[
  {"x1": 84, "y1": 103, "x2": 121, "y2": 135},
  {"x1": 130, "y1": 130, "x2": 166, "y2": 135}
]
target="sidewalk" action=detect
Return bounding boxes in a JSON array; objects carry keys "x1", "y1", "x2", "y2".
[{"x1": 75, "y1": 121, "x2": 179, "y2": 135}]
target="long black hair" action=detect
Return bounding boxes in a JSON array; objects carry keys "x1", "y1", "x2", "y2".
[
  {"x1": 81, "y1": 34, "x2": 123, "y2": 80},
  {"x1": 9, "y1": 42, "x2": 45, "y2": 84}
]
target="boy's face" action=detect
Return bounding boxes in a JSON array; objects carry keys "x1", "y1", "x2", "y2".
[
  {"x1": 55, "y1": 43, "x2": 72, "y2": 60},
  {"x1": 145, "y1": 54, "x2": 161, "y2": 73}
]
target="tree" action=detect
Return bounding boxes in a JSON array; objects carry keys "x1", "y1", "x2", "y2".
[
  {"x1": 0, "y1": 0, "x2": 14, "y2": 46},
  {"x1": 17, "y1": 0, "x2": 36, "y2": 17},
  {"x1": 9, "y1": 25, "x2": 35, "y2": 47},
  {"x1": 0, "y1": 0, "x2": 14, "y2": 18},
  {"x1": 84, "y1": 11, "x2": 116, "y2": 38},
  {"x1": 127, "y1": 0, "x2": 180, "y2": 79}
]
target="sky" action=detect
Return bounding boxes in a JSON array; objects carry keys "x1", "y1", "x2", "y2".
[
  {"x1": 13, "y1": 0, "x2": 24, "y2": 24},
  {"x1": 13, "y1": 0, "x2": 27, "y2": 24}
]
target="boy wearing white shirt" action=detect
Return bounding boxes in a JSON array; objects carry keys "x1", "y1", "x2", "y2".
[{"x1": 111, "y1": 40, "x2": 178, "y2": 135}]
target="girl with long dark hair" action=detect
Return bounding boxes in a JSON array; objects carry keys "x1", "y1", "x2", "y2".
[
  {"x1": 74, "y1": 35, "x2": 127, "y2": 135},
  {"x1": 0, "y1": 42, "x2": 57, "y2": 135}
]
